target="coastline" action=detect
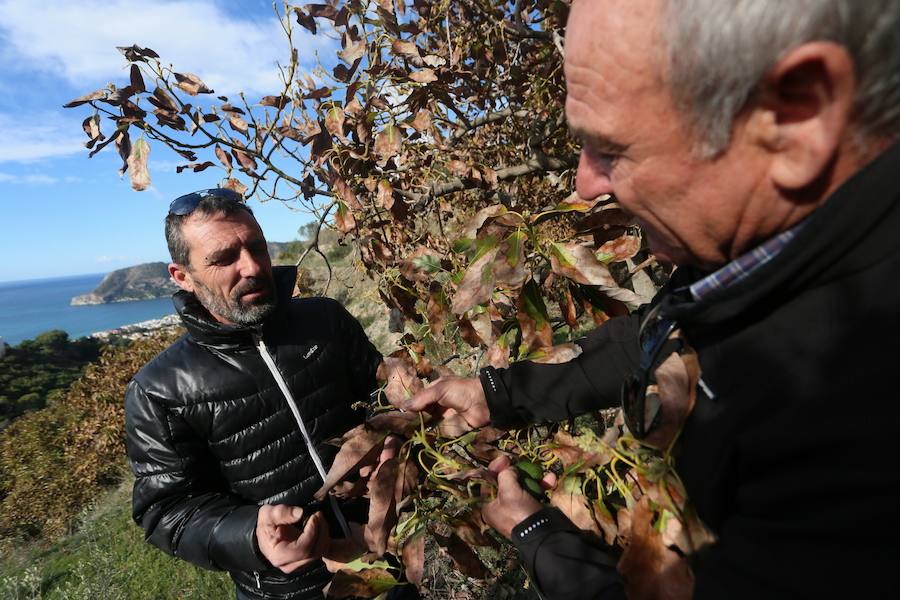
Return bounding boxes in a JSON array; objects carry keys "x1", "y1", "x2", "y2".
[{"x1": 88, "y1": 314, "x2": 182, "y2": 342}]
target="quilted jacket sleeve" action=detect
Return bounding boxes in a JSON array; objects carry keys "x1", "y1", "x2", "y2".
[
  {"x1": 125, "y1": 379, "x2": 270, "y2": 573},
  {"x1": 480, "y1": 312, "x2": 643, "y2": 429},
  {"x1": 512, "y1": 508, "x2": 625, "y2": 600}
]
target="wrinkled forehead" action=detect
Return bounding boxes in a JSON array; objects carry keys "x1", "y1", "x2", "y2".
[
  {"x1": 182, "y1": 210, "x2": 265, "y2": 251},
  {"x1": 565, "y1": 0, "x2": 671, "y2": 128},
  {"x1": 567, "y1": 0, "x2": 668, "y2": 79}
]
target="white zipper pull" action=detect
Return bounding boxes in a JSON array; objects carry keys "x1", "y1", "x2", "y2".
[
  {"x1": 255, "y1": 336, "x2": 352, "y2": 540},
  {"x1": 254, "y1": 571, "x2": 261, "y2": 588}
]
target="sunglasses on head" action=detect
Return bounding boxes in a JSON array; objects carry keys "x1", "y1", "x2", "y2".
[
  {"x1": 621, "y1": 305, "x2": 678, "y2": 439},
  {"x1": 168, "y1": 188, "x2": 245, "y2": 216}
]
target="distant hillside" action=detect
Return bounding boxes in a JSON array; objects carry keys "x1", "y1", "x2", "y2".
[{"x1": 71, "y1": 263, "x2": 177, "y2": 305}]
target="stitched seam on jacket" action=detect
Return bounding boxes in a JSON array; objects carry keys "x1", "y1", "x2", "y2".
[
  {"x1": 231, "y1": 451, "x2": 316, "y2": 486},
  {"x1": 209, "y1": 405, "x2": 290, "y2": 446},
  {"x1": 220, "y1": 428, "x2": 299, "y2": 468}
]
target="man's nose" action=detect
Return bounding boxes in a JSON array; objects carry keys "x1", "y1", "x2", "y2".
[
  {"x1": 237, "y1": 249, "x2": 264, "y2": 278},
  {"x1": 575, "y1": 149, "x2": 614, "y2": 201}
]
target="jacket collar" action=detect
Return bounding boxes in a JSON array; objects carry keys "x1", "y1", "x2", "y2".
[
  {"x1": 173, "y1": 265, "x2": 297, "y2": 349},
  {"x1": 659, "y1": 139, "x2": 900, "y2": 326}
]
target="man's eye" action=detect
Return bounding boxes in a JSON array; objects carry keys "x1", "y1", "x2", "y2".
[{"x1": 598, "y1": 151, "x2": 620, "y2": 166}]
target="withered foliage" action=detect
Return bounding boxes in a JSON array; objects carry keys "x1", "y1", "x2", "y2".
[
  {"x1": 64, "y1": 0, "x2": 661, "y2": 368},
  {"x1": 315, "y1": 361, "x2": 715, "y2": 599},
  {"x1": 63, "y1": 1, "x2": 698, "y2": 597}
]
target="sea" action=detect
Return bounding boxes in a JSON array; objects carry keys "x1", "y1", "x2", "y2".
[{"x1": 0, "y1": 273, "x2": 177, "y2": 346}]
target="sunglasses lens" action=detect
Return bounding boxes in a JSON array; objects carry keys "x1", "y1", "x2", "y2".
[
  {"x1": 168, "y1": 192, "x2": 202, "y2": 216},
  {"x1": 168, "y1": 188, "x2": 243, "y2": 216}
]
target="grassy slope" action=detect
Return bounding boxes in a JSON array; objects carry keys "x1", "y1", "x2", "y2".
[{"x1": 0, "y1": 476, "x2": 233, "y2": 600}]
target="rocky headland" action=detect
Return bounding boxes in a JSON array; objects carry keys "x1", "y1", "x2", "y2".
[{"x1": 71, "y1": 262, "x2": 177, "y2": 305}]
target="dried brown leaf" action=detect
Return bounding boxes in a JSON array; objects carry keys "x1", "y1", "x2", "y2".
[
  {"x1": 377, "y1": 356, "x2": 423, "y2": 406},
  {"x1": 214, "y1": 145, "x2": 232, "y2": 171},
  {"x1": 550, "y1": 476, "x2": 604, "y2": 538},
  {"x1": 126, "y1": 138, "x2": 151, "y2": 191},
  {"x1": 401, "y1": 533, "x2": 425, "y2": 588},
  {"x1": 314, "y1": 425, "x2": 386, "y2": 500},
  {"x1": 260, "y1": 95, "x2": 291, "y2": 109},
  {"x1": 222, "y1": 178, "x2": 247, "y2": 195},
  {"x1": 641, "y1": 347, "x2": 700, "y2": 450},
  {"x1": 228, "y1": 113, "x2": 249, "y2": 135},
  {"x1": 325, "y1": 568, "x2": 397, "y2": 598},
  {"x1": 334, "y1": 201, "x2": 356, "y2": 233},
  {"x1": 63, "y1": 88, "x2": 108, "y2": 108},
  {"x1": 367, "y1": 411, "x2": 428, "y2": 437},
  {"x1": 339, "y1": 34, "x2": 367, "y2": 64},
  {"x1": 528, "y1": 343, "x2": 583, "y2": 364},
  {"x1": 432, "y1": 531, "x2": 488, "y2": 579},
  {"x1": 596, "y1": 234, "x2": 642, "y2": 263},
  {"x1": 376, "y1": 179, "x2": 394, "y2": 210},
  {"x1": 174, "y1": 72, "x2": 213, "y2": 95},
  {"x1": 129, "y1": 64, "x2": 145, "y2": 93},
  {"x1": 391, "y1": 39, "x2": 421, "y2": 61},
  {"x1": 374, "y1": 124, "x2": 402, "y2": 166},
  {"x1": 451, "y1": 245, "x2": 499, "y2": 315},
  {"x1": 617, "y1": 497, "x2": 694, "y2": 600},
  {"x1": 492, "y1": 231, "x2": 527, "y2": 289},
  {"x1": 364, "y1": 457, "x2": 398, "y2": 556},
  {"x1": 409, "y1": 68, "x2": 437, "y2": 83},
  {"x1": 231, "y1": 148, "x2": 256, "y2": 172},
  {"x1": 332, "y1": 175, "x2": 362, "y2": 210},
  {"x1": 81, "y1": 115, "x2": 104, "y2": 149},
  {"x1": 410, "y1": 109, "x2": 432, "y2": 133}
]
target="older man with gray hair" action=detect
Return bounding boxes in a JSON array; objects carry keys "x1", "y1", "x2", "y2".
[{"x1": 404, "y1": 0, "x2": 900, "y2": 597}]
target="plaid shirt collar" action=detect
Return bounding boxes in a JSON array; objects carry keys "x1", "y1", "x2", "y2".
[{"x1": 688, "y1": 221, "x2": 806, "y2": 302}]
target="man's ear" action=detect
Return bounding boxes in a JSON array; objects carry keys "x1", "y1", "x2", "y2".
[
  {"x1": 753, "y1": 42, "x2": 856, "y2": 191},
  {"x1": 168, "y1": 262, "x2": 194, "y2": 293}
]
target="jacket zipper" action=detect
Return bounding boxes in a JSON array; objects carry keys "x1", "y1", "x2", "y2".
[
  {"x1": 254, "y1": 335, "x2": 352, "y2": 539},
  {"x1": 254, "y1": 571, "x2": 261, "y2": 589}
]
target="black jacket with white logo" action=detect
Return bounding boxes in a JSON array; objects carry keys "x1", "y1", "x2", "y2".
[{"x1": 125, "y1": 266, "x2": 381, "y2": 598}]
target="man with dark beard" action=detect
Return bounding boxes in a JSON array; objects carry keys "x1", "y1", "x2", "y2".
[{"x1": 124, "y1": 188, "x2": 386, "y2": 599}]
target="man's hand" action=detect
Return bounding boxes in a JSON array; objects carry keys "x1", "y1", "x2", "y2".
[
  {"x1": 256, "y1": 504, "x2": 329, "y2": 573},
  {"x1": 402, "y1": 376, "x2": 490, "y2": 430},
  {"x1": 482, "y1": 455, "x2": 545, "y2": 540}
]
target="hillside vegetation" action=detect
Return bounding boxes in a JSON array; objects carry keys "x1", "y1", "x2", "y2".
[{"x1": 0, "y1": 331, "x2": 102, "y2": 424}]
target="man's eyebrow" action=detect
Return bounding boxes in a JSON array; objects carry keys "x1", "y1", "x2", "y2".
[
  {"x1": 203, "y1": 244, "x2": 238, "y2": 264},
  {"x1": 569, "y1": 125, "x2": 627, "y2": 153}
]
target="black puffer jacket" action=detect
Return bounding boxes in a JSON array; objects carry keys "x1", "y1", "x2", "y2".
[
  {"x1": 125, "y1": 266, "x2": 382, "y2": 598},
  {"x1": 480, "y1": 140, "x2": 900, "y2": 598}
]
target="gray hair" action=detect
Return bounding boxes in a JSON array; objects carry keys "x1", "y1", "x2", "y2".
[
  {"x1": 664, "y1": 0, "x2": 900, "y2": 155},
  {"x1": 165, "y1": 195, "x2": 254, "y2": 267}
]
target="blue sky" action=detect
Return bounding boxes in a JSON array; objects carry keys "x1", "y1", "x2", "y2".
[{"x1": 0, "y1": 0, "x2": 333, "y2": 282}]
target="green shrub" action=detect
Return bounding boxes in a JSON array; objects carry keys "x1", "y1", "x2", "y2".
[
  {"x1": 0, "y1": 330, "x2": 103, "y2": 418},
  {"x1": 0, "y1": 330, "x2": 180, "y2": 540}
]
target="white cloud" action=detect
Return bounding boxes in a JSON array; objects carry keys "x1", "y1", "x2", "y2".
[
  {"x1": 0, "y1": 112, "x2": 86, "y2": 162},
  {"x1": 0, "y1": 0, "x2": 335, "y2": 96},
  {"x1": 0, "y1": 168, "x2": 65, "y2": 183},
  {"x1": 21, "y1": 174, "x2": 58, "y2": 184}
]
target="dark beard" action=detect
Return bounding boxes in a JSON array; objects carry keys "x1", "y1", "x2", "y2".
[{"x1": 192, "y1": 276, "x2": 277, "y2": 326}]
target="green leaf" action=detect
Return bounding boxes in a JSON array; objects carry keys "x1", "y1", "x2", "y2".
[
  {"x1": 452, "y1": 237, "x2": 475, "y2": 255},
  {"x1": 515, "y1": 459, "x2": 543, "y2": 480},
  {"x1": 519, "y1": 280, "x2": 550, "y2": 326},
  {"x1": 411, "y1": 254, "x2": 441, "y2": 273}
]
